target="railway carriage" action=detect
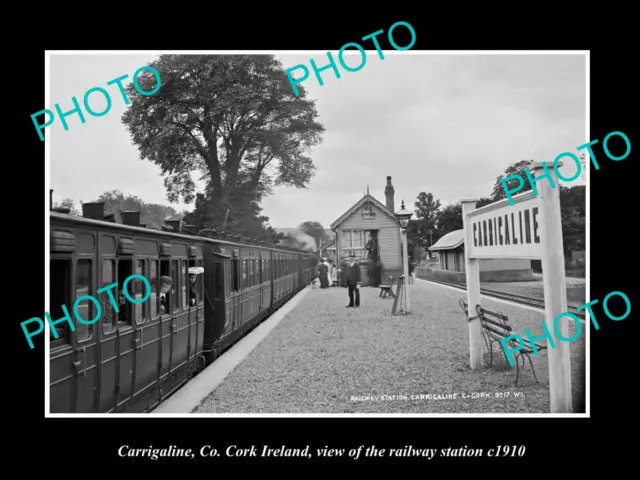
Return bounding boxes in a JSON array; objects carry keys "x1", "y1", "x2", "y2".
[{"x1": 49, "y1": 202, "x2": 316, "y2": 413}]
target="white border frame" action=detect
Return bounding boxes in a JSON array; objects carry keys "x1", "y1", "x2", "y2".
[{"x1": 44, "y1": 50, "x2": 590, "y2": 418}]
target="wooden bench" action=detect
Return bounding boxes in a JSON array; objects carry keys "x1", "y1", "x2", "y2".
[
  {"x1": 459, "y1": 299, "x2": 547, "y2": 385},
  {"x1": 379, "y1": 275, "x2": 396, "y2": 298}
]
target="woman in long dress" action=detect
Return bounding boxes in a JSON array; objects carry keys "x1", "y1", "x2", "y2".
[
  {"x1": 323, "y1": 259, "x2": 332, "y2": 287},
  {"x1": 318, "y1": 260, "x2": 329, "y2": 288}
]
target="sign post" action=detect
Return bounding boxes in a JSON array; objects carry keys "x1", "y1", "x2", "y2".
[
  {"x1": 462, "y1": 163, "x2": 571, "y2": 412},
  {"x1": 461, "y1": 198, "x2": 483, "y2": 369},
  {"x1": 534, "y1": 161, "x2": 572, "y2": 413}
]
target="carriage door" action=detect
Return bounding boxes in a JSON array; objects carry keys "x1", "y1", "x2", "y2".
[
  {"x1": 172, "y1": 253, "x2": 190, "y2": 386},
  {"x1": 158, "y1": 242, "x2": 175, "y2": 397},
  {"x1": 115, "y1": 237, "x2": 135, "y2": 409},
  {"x1": 231, "y1": 249, "x2": 241, "y2": 332},
  {"x1": 212, "y1": 251, "x2": 232, "y2": 337},
  {"x1": 187, "y1": 246, "x2": 204, "y2": 373},
  {"x1": 132, "y1": 257, "x2": 161, "y2": 410},
  {"x1": 258, "y1": 252, "x2": 264, "y2": 313}
]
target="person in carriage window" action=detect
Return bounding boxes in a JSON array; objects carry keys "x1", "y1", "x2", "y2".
[
  {"x1": 117, "y1": 290, "x2": 128, "y2": 323},
  {"x1": 188, "y1": 267, "x2": 204, "y2": 306},
  {"x1": 159, "y1": 276, "x2": 173, "y2": 314}
]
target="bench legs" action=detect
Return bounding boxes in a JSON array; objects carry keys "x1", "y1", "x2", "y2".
[
  {"x1": 488, "y1": 340, "x2": 540, "y2": 386},
  {"x1": 517, "y1": 352, "x2": 539, "y2": 384}
]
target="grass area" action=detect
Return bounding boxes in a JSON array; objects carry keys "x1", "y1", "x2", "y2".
[{"x1": 195, "y1": 281, "x2": 586, "y2": 414}]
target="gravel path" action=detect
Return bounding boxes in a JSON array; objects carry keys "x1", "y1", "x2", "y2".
[{"x1": 195, "y1": 280, "x2": 586, "y2": 414}]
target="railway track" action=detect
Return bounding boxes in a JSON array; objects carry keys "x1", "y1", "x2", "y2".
[{"x1": 415, "y1": 275, "x2": 586, "y2": 319}]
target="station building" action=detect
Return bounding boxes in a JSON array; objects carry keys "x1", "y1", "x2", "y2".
[
  {"x1": 424, "y1": 229, "x2": 534, "y2": 282},
  {"x1": 330, "y1": 176, "x2": 403, "y2": 285}
]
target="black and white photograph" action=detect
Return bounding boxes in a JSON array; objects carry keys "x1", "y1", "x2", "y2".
[{"x1": 44, "y1": 50, "x2": 589, "y2": 416}]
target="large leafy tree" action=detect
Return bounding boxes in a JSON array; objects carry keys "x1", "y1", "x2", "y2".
[
  {"x1": 491, "y1": 160, "x2": 534, "y2": 200},
  {"x1": 407, "y1": 192, "x2": 441, "y2": 250},
  {"x1": 121, "y1": 54, "x2": 325, "y2": 232}
]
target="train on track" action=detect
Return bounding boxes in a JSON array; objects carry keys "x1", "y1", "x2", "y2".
[{"x1": 49, "y1": 201, "x2": 317, "y2": 413}]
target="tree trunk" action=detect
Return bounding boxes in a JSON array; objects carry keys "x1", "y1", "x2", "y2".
[{"x1": 221, "y1": 208, "x2": 231, "y2": 231}]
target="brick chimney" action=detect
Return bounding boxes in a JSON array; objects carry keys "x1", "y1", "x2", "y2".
[{"x1": 384, "y1": 176, "x2": 395, "y2": 212}]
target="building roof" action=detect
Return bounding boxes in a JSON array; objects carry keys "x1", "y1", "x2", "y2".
[
  {"x1": 429, "y1": 229, "x2": 465, "y2": 251},
  {"x1": 330, "y1": 194, "x2": 399, "y2": 230}
]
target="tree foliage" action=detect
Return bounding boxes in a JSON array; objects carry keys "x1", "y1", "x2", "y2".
[
  {"x1": 437, "y1": 203, "x2": 463, "y2": 237},
  {"x1": 491, "y1": 160, "x2": 534, "y2": 200},
  {"x1": 93, "y1": 189, "x2": 179, "y2": 229},
  {"x1": 53, "y1": 198, "x2": 80, "y2": 216},
  {"x1": 406, "y1": 192, "x2": 441, "y2": 250},
  {"x1": 299, "y1": 221, "x2": 330, "y2": 248},
  {"x1": 560, "y1": 185, "x2": 585, "y2": 258},
  {"x1": 121, "y1": 54, "x2": 325, "y2": 234}
]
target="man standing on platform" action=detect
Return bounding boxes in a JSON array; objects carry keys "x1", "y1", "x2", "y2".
[{"x1": 345, "y1": 255, "x2": 361, "y2": 308}]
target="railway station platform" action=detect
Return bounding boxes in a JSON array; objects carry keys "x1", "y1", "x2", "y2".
[{"x1": 155, "y1": 279, "x2": 586, "y2": 414}]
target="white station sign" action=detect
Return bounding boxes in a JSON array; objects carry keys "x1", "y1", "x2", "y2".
[{"x1": 466, "y1": 191, "x2": 543, "y2": 260}]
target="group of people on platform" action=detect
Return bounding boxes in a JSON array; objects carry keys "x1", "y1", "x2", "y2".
[
  {"x1": 314, "y1": 258, "x2": 337, "y2": 289},
  {"x1": 313, "y1": 256, "x2": 362, "y2": 308},
  {"x1": 312, "y1": 256, "x2": 418, "y2": 309}
]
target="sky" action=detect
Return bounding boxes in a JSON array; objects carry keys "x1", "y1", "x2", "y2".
[{"x1": 48, "y1": 52, "x2": 586, "y2": 228}]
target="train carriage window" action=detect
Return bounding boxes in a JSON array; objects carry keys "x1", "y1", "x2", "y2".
[
  {"x1": 181, "y1": 260, "x2": 187, "y2": 310},
  {"x1": 258, "y1": 259, "x2": 262, "y2": 283},
  {"x1": 50, "y1": 259, "x2": 71, "y2": 348},
  {"x1": 242, "y1": 260, "x2": 247, "y2": 288},
  {"x1": 232, "y1": 259, "x2": 239, "y2": 292},
  {"x1": 187, "y1": 259, "x2": 200, "y2": 307},
  {"x1": 149, "y1": 260, "x2": 158, "y2": 319},
  {"x1": 160, "y1": 260, "x2": 171, "y2": 315},
  {"x1": 75, "y1": 259, "x2": 93, "y2": 342},
  {"x1": 101, "y1": 260, "x2": 116, "y2": 334},
  {"x1": 213, "y1": 263, "x2": 223, "y2": 301},
  {"x1": 248, "y1": 260, "x2": 254, "y2": 287},
  {"x1": 196, "y1": 259, "x2": 204, "y2": 305},
  {"x1": 117, "y1": 260, "x2": 132, "y2": 326},
  {"x1": 171, "y1": 260, "x2": 179, "y2": 313},
  {"x1": 133, "y1": 260, "x2": 147, "y2": 325}
]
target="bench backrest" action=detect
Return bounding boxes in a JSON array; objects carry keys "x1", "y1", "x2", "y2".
[
  {"x1": 460, "y1": 299, "x2": 547, "y2": 354},
  {"x1": 476, "y1": 304, "x2": 512, "y2": 335}
]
